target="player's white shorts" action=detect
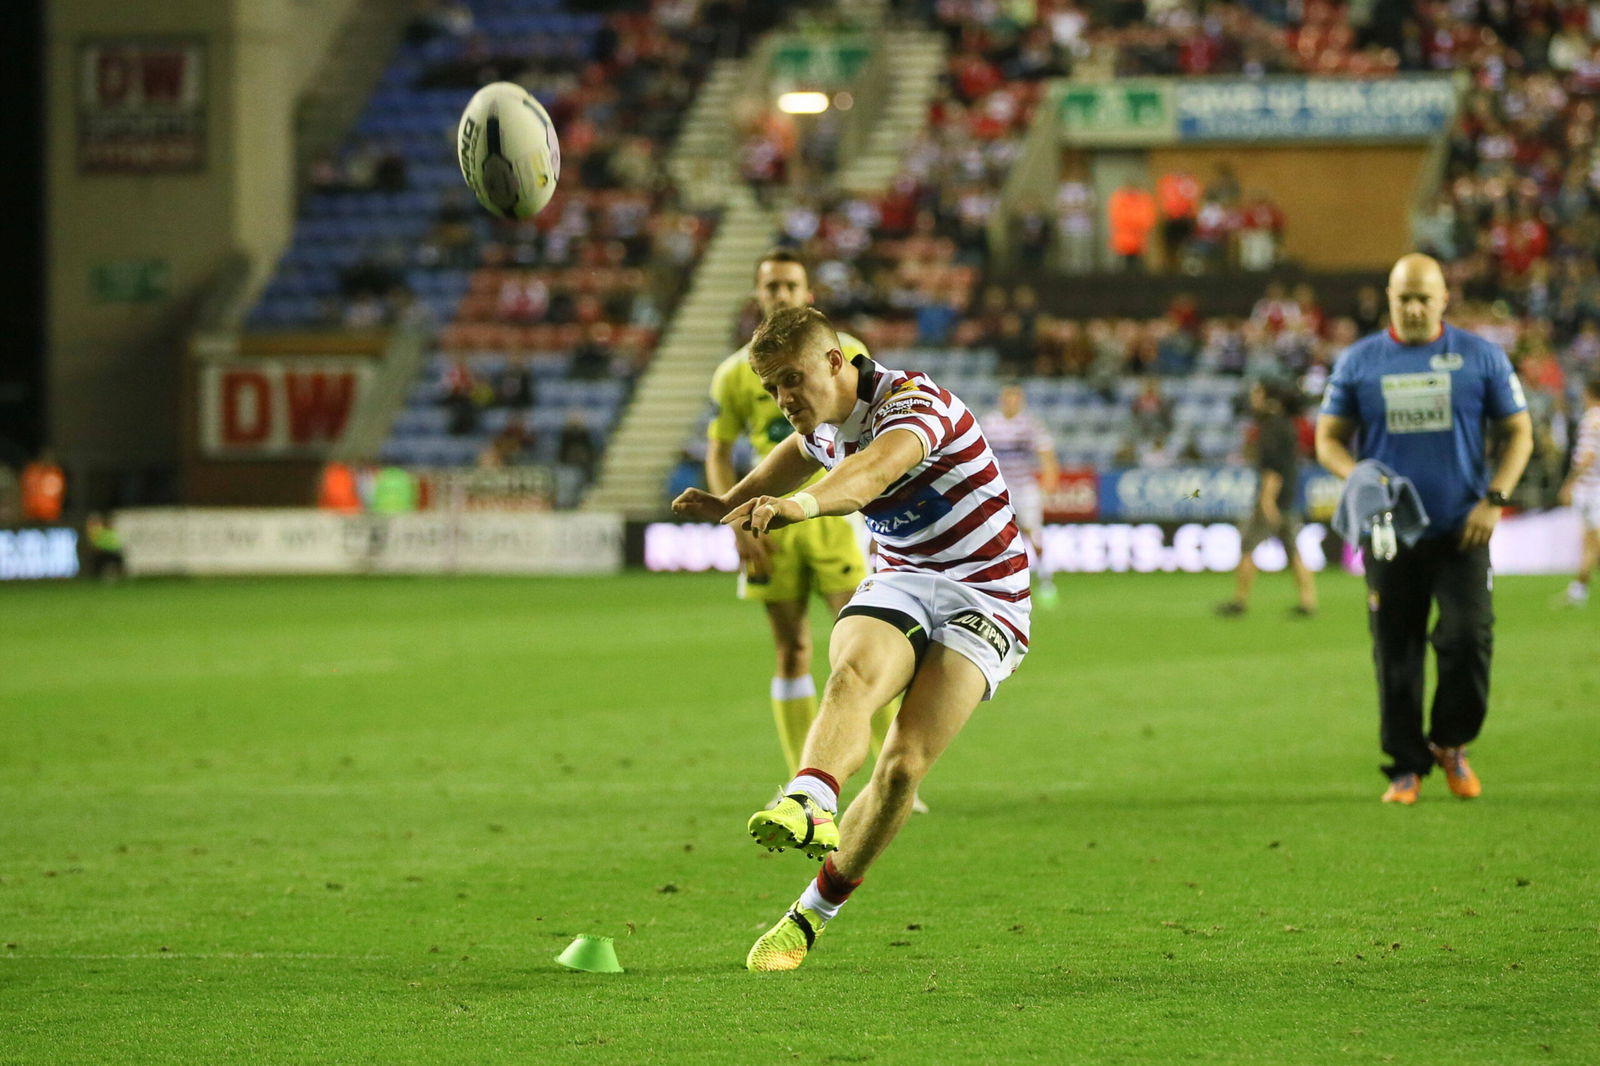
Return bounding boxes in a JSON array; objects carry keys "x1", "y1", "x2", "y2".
[
  {"x1": 1575, "y1": 488, "x2": 1600, "y2": 530},
  {"x1": 838, "y1": 570, "x2": 1029, "y2": 700},
  {"x1": 1010, "y1": 484, "x2": 1043, "y2": 538}
]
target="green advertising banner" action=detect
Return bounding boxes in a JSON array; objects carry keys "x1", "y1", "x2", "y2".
[
  {"x1": 1057, "y1": 81, "x2": 1176, "y2": 145},
  {"x1": 91, "y1": 259, "x2": 172, "y2": 303},
  {"x1": 770, "y1": 37, "x2": 871, "y2": 88}
]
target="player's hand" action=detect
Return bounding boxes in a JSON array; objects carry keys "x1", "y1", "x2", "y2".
[
  {"x1": 1557, "y1": 481, "x2": 1574, "y2": 508},
  {"x1": 671, "y1": 487, "x2": 731, "y2": 522},
  {"x1": 722, "y1": 495, "x2": 804, "y2": 535},
  {"x1": 734, "y1": 525, "x2": 773, "y2": 580},
  {"x1": 1458, "y1": 498, "x2": 1502, "y2": 550}
]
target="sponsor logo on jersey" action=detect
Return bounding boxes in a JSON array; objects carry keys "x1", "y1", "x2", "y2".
[
  {"x1": 1380, "y1": 371, "x2": 1453, "y2": 434},
  {"x1": 949, "y1": 610, "x2": 1010, "y2": 658},
  {"x1": 862, "y1": 484, "x2": 951, "y2": 536},
  {"x1": 1430, "y1": 353, "x2": 1464, "y2": 371},
  {"x1": 879, "y1": 396, "x2": 936, "y2": 419}
]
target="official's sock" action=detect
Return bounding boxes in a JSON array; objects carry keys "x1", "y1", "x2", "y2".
[
  {"x1": 798, "y1": 856, "x2": 861, "y2": 922},
  {"x1": 785, "y1": 767, "x2": 840, "y2": 812},
  {"x1": 868, "y1": 694, "x2": 902, "y2": 757},
  {"x1": 770, "y1": 676, "x2": 818, "y2": 775}
]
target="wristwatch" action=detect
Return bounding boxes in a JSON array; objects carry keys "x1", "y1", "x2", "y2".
[{"x1": 1485, "y1": 490, "x2": 1511, "y2": 507}]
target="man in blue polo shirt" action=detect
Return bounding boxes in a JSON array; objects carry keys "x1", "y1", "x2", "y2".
[{"x1": 1315, "y1": 253, "x2": 1533, "y2": 805}]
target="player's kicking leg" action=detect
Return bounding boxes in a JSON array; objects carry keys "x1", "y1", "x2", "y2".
[
  {"x1": 747, "y1": 642, "x2": 986, "y2": 971},
  {"x1": 820, "y1": 589, "x2": 926, "y2": 814},
  {"x1": 747, "y1": 615, "x2": 914, "y2": 859}
]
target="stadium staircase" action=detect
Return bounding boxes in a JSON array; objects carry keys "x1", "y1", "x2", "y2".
[
  {"x1": 666, "y1": 57, "x2": 748, "y2": 210},
  {"x1": 836, "y1": 27, "x2": 945, "y2": 195},
  {"x1": 582, "y1": 187, "x2": 774, "y2": 518}
]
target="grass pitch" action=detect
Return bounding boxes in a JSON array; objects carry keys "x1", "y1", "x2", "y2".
[{"x1": 2, "y1": 571, "x2": 1597, "y2": 1064}]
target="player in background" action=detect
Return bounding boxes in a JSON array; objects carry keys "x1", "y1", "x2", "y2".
[
  {"x1": 674, "y1": 308, "x2": 1030, "y2": 971},
  {"x1": 1316, "y1": 253, "x2": 1532, "y2": 805},
  {"x1": 981, "y1": 384, "x2": 1060, "y2": 606},
  {"x1": 1558, "y1": 373, "x2": 1600, "y2": 606},
  {"x1": 706, "y1": 250, "x2": 913, "y2": 805},
  {"x1": 1216, "y1": 378, "x2": 1318, "y2": 617}
]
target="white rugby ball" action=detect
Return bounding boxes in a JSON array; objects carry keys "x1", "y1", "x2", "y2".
[{"x1": 457, "y1": 81, "x2": 561, "y2": 220}]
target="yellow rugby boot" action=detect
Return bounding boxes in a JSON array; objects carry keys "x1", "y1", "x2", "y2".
[
  {"x1": 748, "y1": 794, "x2": 838, "y2": 860},
  {"x1": 746, "y1": 901, "x2": 825, "y2": 972}
]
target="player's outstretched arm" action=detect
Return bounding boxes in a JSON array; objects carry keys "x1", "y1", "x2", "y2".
[
  {"x1": 673, "y1": 434, "x2": 819, "y2": 522},
  {"x1": 726, "y1": 429, "x2": 926, "y2": 535}
]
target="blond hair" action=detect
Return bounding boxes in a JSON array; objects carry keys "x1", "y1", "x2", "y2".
[{"x1": 749, "y1": 306, "x2": 839, "y2": 366}]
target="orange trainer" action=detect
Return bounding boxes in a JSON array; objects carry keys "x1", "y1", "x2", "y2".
[
  {"x1": 1430, "y1": 744, "x2": 1482, "y2": 799},
  {"x1": 1381, "y1": 773, "x2": 1421, "y2": 805}
]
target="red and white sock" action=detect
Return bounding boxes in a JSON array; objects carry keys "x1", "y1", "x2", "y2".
[
  {"x1": 798, "y1": 856, "x2": 861, "y2": 923},
  {"x1": 784, "y1": 767, "x2": 839, "y2": 812}
]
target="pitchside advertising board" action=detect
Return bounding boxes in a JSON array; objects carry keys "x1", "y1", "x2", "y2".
[
  {"x1": 200, "y1": 359, "x2": 376, "y2": 458},
  {"x1": 1041, "y1": 465, "x2": 1343, "y2": 523},
  {"x1": 638, "y1": 514, "x2": 1582, "y2": 577},
  {"x1": 0, "y1": 528, "x2": 80, "y2": 581},
  {"x1": 115, "y1": 509, "x2": 622, "y2": 576}
]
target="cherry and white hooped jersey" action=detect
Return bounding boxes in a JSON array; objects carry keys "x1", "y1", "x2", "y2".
[
  {"x1": 981, "y1": 410, "x2": 1054, "y2": 495},
  {"x1": 799, "y1": 356, "x2": 1030, "y2": 605},
  {"x1": 1574, "y1": 407, "x2": 1600, "y2": 495}
]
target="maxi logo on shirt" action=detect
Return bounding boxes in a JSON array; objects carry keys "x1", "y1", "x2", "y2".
[{"x1": 1381, "y1": 371, "x2": 1453, "y2": 434}]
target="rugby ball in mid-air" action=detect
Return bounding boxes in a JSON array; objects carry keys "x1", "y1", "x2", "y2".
[{"x1": 457, "y1": 81, "x2": 561, "y2": 219}]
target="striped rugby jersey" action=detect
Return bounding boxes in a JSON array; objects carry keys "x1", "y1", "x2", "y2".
[
  {"x1": 798, "y1": 356, "x2": 1030, "y2": 603},
  {"x1": 980, "y1": 410, "x2": 1053, "y2": 494},
  {"x1": 1576, "y1": 407, "x2": 1600, "y2": 493}
]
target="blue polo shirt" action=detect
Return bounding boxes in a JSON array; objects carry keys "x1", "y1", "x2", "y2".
[{"x1": 1322, "y1": 324, "x2": 1527, "y2": 538}]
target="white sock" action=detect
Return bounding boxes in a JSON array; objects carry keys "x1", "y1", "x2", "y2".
[
  {"x1": 770, "y1": 675, "x2": 816, "y2": 701},
  {"x1": 798, "y1": 879, "x2": 846, "y2": 922},
  {"x1": 1570, "y1": 581, "x2": 1589, "y2": 601},
  {"x1": 784, "y1": 772, "x2": 837, "y2": 812}
]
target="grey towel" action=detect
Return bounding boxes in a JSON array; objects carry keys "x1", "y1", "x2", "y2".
[{"x1": 1332, "y1": 460, "x2": 1430, "y2": 559}]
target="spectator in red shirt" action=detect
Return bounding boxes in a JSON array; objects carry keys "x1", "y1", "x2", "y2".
[
  {"x1": 1238, "y1": 192, "x2": 1285, "y2": 272},
  {"x1": 1156, "y1": 170, "x2": 1201, "y2": 273}
]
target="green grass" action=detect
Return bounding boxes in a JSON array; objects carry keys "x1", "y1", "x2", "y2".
[{"x1": 2, "y1": 571, "x2": 1597, "y2": 1064}]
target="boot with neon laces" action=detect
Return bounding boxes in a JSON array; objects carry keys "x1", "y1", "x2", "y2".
[
  {"x1": 1381, "y1": 772, "x2": 1421, "y2": 805},
  {"x1": 1429, "y1": 743, "x2": 1482, "y2": 799}
]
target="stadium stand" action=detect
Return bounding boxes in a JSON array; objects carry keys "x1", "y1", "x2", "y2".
[
  {"x1": 667, "y1": 0, "x2": 1599, "y2": 505},
  {"x1": 243, "y1": 0, "x2": 816, "y2": 503}
]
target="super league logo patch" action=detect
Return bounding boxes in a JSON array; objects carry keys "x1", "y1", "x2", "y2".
[{"x1": 949, "y1": 610, "x2": 1010, "y2": 658}]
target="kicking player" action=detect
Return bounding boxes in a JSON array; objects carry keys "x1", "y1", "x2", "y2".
[
  {"x1": 673, "y1": 307, "x2": 1030, "y2": 970},
  {"x1": 707, "y1": 249, "x2": 909, "y2": 796},
  {"x1": 1315, "y1": 253, "x2": 1532, "y2": 804},
  {"x1": 981, "y1": 384, "x2": 1060, "y2": 605},
  {"x1": 1558, "y1": 373, "x2": 1600, "y2": 606}
]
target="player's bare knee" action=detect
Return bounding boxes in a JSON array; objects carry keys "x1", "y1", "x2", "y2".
[{"x1": 822, "y1": 658, "x2": 882, "y2": 710}]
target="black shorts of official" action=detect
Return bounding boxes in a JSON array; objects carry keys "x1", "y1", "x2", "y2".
[{"x1": 1362, "y1": 538, "x2": 1494, "y2": 780}]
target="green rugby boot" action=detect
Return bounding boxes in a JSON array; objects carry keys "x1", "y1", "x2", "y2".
[
  {"x1": 746, "y1": 901, "x2": 826, "y2": 972},
  {"x1": 748, "y1": 793, "x2": 838, "y2": 860}
]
